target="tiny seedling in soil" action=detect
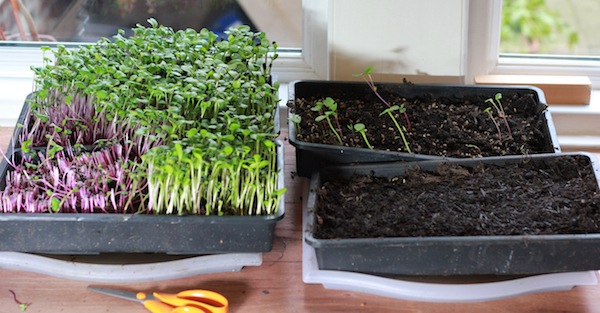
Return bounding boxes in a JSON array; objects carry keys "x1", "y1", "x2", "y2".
[
  {"x1": 9, "y1": 290, "x2": 31, "y2": 311},
  {"x1": 290, "y1": 114, "x2": 302, "y2": 136},
  {"x1": 483, "y1": 107, "x2": 503, "y2": 140},
  {"x1": 353, "y1": 66, "x2": 412, "y2": 130},
  {"x1": 380, "y1": 105, "x2": 412, "y2": 153},
  {"x1": 312, "y1": 97, "x2": 343, "y2": 145},
  {"x1": 465, "y1": 143, "x2": 482, "y2": 155},
  {"x1": 485, "y1": 92, "x2": 512, "y2": 138},
  {"x1": 352, "y1": 123, "x2": 373, "y2": 149}
]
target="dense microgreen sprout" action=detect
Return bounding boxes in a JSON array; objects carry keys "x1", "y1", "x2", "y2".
[
  {"x1": 0, "y1": 144, "x2": 146, "y2": 213},
  {"x1": 3, "y1": 19, "x2": 284, "y2": 215}
]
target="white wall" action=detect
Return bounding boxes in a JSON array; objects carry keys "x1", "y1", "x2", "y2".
[
  {"x1": 328, "y1": 0, "x2": 469, "y2": 81},
  {"x1": 0, "y1": 46, "x2": 43, "y2": 126}
]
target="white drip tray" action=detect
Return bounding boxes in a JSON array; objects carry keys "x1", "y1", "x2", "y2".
[{"x1": 0, "y1": 252, "x2": 262, "y2": 282}]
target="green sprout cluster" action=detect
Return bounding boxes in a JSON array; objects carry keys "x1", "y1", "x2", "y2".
[
  {"x1": 26, "y1": 19, "x2": 285, "y2": 216},
  {"x1": 351, "y1": 66, "x2": 412, "y2": 153},
  {"x1": 484, "y1": 92, "x2": 512, "y2": 141}
]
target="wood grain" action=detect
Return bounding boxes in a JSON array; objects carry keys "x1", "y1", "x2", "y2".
[{"x1": 1, "y1": 127, "x2": 600, "y2": 313}]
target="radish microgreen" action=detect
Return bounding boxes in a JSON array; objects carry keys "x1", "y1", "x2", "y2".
[
  {"x1": 312, "y1": 97, "x2": 343, "y2": 145},
  {"x1": 352, "y1": 123, "x2": 373, "y2": 149},
  {"x1": 484, "y1": 107, "x2": 503, "y2": 140},
  {"x1": 380, "y1": 105, "x2": 412, "y2": 153},
  {"x1": 354, "y1": 66, "x2": 412, "y2": 131},
  {"x1": 4, "y1": 19, "x2": 284, "y2": 216},
  {"x1": 485, "y1": 92, "x2": 512, "y2": 139}
]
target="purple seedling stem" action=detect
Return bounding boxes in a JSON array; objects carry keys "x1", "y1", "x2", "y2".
[
  {"x1": 484, "y1": 107, "x2": 502, "y2": 141},
  {"x1": 485, "y1": 93, "x2": 512, "y2": 139},
  {"x1": 0, "y1": 144, "x2": 146, "y2": 214},
  {"x1": 354, "y1": 66, "x2": 412, "y2": 131}
]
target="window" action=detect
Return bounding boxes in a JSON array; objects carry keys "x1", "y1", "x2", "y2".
[
  {"x1": 0, "y1": 0, "x2": 309, "y2": 126},
  {"x1": 500, "y1": 0, "x2": 600, "y2": 56},
  {"x1": 467, "y1": 0, "x2": 600, "y2": 89},
  {"x1": 0, "y1": 0, "x2": 302, "y2": 47}
]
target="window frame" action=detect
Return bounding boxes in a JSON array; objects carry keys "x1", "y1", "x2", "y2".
[{"x1": 272, "y1": 0, "x2": 331, "y2": 84}]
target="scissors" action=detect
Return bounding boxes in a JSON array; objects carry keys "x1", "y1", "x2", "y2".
[{"x1": 88, "y1": 286, "x2": 228, "y2": 313}]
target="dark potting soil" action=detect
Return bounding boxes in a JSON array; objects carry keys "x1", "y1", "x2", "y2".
[
  {"x1": 314, "y1": 155, "x2": 600, "y2": 239},
  {"x1": 294, "y1": 89, "x2": 552, "y2": 157}
]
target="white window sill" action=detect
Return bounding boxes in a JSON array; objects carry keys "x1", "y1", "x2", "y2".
[{"x1": 548, "y1": 90, "x2": 600, "y2": 152}]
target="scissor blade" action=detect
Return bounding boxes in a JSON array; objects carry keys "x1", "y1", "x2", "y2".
[{"x1": 87, "y1": 286, "x2": 144, "y2": 304}]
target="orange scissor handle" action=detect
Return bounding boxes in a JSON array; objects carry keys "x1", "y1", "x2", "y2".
[
  {"x1": 143, "y1": 299, "x2": 180, "y2": 313},
  {"x1": 143, "y1": 299, "x2": 209, "y2": 313},
  {"x1": 152, "y1": 290, "x2": 228, "y2": 313}
]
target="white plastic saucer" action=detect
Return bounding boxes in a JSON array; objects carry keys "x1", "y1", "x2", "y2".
[{"x1": 0, "y1": 252, "x2": 262, "y2": 282}]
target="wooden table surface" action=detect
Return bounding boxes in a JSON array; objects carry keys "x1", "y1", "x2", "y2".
[{"x1": 1, "y1": 127, "x2": 600, "y2": 313}]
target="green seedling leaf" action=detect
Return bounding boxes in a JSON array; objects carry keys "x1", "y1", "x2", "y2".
[
  {"x1": 34, "y1": 112, "x2": 50, "y2": 123},
  {"x1": 222, "y1": 145, "x2": 234, "y2": 156},
  {"x1": 323, "y1": 97, "x2": 336, "y2": 108},
  {"x1": 221, "y1": 135, "x2": 235, "y2": 142},
  {"x1": 353, "y1": 123, "x2": 365, "y2": 132},
  {"x1": 95, "y1": 90, "x2": 108, "y2": 100},
  {"x1": 147, "y1": 18, "x2": 159, "y2": 28},
  {"x1": 315, "y1": 115, "x2": 326, "y2": 122},
  {"x1": 352, "y1": 65, "x2": 373, "y2": 77},
  {"x1": 275, "y1": 188, "x2": 287, "y2": 197},
  {"x1": 290, "y1": 114, "x2": 301, "y2": 123},
  {"x1": 353, "y1": 123, "x2": 373, "y2": 149},
  {"x1": 21, "y1": 139, "x2": 32, "y2": 154},
  {"x1": 186, "y1": 128, "x2": 198, "y2": 138},
  {"x1": 47, "y1": 143, "x2": 63, "y2": 159},
  {"x1": 229, "y1": 123, "x2": 241, "y2": 132},
  {"x1": 263, "y1": 140, "x2": 275, "y2": 149},
  {"x1": 51, "y1": 197, "x2": 61, "y2": 212}
]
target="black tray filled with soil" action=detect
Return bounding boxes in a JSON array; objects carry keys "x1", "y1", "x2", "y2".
[
  {"x1": 288, "y1": 81, "x2": 560, "y2": 177},
  {"x1": 305, "y1": 153, "x2": 600, "y2": 276}
]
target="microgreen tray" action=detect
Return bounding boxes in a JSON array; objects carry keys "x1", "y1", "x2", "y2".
[{"x1": 0, "y1": 141, "x2": 285, "y2": 255}]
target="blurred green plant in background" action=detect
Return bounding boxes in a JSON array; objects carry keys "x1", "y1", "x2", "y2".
[{"x1": 501, "y1": 0, "x2": 579, "y2": 54}]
